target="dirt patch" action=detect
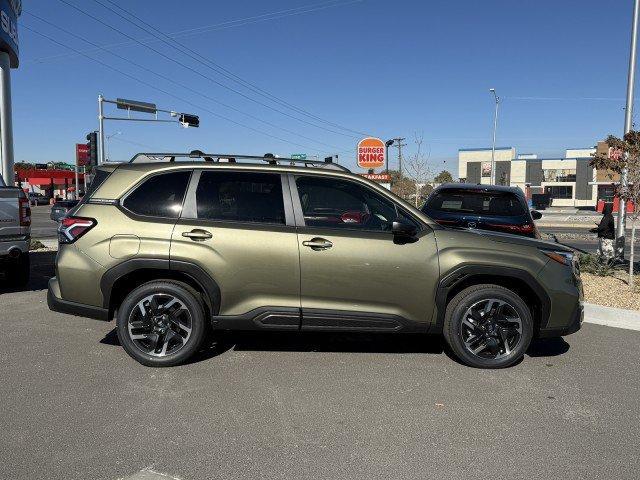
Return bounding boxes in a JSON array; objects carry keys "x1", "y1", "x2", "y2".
[{"x1": 581, "y1": 272, "x2": 640, "y2": 310}]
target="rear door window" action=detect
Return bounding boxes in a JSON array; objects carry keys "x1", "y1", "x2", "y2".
[
  {"x1": 195, "y1": 171, "x2": 285, "y2": 224},
  {"x1": 123, "y1": 171, "x2": 191, "y2": 218},
  {"x1": 424, "y1": 190, "x2": 525, "y2": 216}
]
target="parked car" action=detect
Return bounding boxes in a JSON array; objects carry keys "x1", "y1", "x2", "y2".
[
  {"x1": 0, "y1": 174, "x2": 30, "y2": 287},
  {"x1": 28, "y1": 192, "x2": 49, "y2": 206},
  {"x1": 50, "y1": 200, "x2": 79, "y2": 222},
  {"x1": 48, "y1": 152, "x2": 582, "y2": 369},
  {"x1": 421, "y1": 183, "x2": 542, "y2": 238}
]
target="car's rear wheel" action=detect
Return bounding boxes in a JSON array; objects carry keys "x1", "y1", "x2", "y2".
[
  {"x1": 116, "y1": 280, "x2": 207, "y2": 367},
  {"x1": 443, "y1": 284, "x2": 533, "y2": 368}
]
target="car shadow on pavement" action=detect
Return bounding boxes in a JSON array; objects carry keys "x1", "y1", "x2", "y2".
[
  {"x1": 526, "y1": 337, "x2": 570, "y2": 357},
  {"x1": 100, "y1": 329, "x2": 445, "y2": 363},
  {"x1": 0, "y1": 250, "x2": 56, "y2": 294},
  {"x1": 100, "y1": 328, "x2": 571, "y2": 365}
]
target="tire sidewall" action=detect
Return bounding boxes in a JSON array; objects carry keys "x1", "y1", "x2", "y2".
[
  {"x1": 116, "y1": 281, "x2": 206, "y2": 367},
  {"x1": 445, "y1": 286, "x2": 533, "y2": 369}
]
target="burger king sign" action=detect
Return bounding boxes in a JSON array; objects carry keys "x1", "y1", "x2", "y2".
[{"x1": 357, "y1": 137, "x2": 385, "y2": 170}]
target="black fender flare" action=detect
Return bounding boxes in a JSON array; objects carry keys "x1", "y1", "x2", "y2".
[
  {"x1": 432, "y1": 264, "x2": 551, "y2": 332},
  {"x1": 100, "y1": 258, "x2": 221, "y2": 315}
]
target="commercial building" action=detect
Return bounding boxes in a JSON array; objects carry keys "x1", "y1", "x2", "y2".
[{"x1": 458, "y1": 146, "x2": 603, "y2": 208}]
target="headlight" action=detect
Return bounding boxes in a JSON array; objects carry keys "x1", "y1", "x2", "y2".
[{"x1": 541, "y1": 249, "x2": 574, "y2": 267}]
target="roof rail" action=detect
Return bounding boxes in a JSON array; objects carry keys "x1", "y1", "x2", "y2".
[{"x1": 128, "y1": 150, "x2": 351, "y2": 172}]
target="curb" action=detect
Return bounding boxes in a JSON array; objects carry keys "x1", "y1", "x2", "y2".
[{"x1": 583, "y1": 302, "x2": 640, "y2": 331}]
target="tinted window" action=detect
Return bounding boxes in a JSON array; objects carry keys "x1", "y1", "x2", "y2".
[
  {"x1": 123, "y1": 171, "x2": 191, "y2": 218},
  {"x1": 296, "y1": 176, "x2": 415, "y2": 231},
  {"x1": 195, "y1": 171, "x2": 285, "y2": 224},
  {"x1": 424, "y1": 189, "x2": 526, "y2": 216}
]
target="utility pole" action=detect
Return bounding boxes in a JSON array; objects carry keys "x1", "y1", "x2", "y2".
[
  {"x1": 393, "y1": 137, "x2": 406, "y2": 177},
  {"x1": 617, "y1": 0, "x2": 640, "y2": 260},
  {"x1": 489, "y1": 88, "x2": 500, "y2": 186}
]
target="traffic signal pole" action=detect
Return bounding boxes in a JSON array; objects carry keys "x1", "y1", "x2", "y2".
[
  {"x1": 98, "y1": 94, "x2": 106, "y2": 165},
  {"x1": 96, "y1": 95, "x2": 199, "y2": 165}
]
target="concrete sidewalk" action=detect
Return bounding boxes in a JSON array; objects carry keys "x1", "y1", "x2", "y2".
[{"x1": 584, "y1": 302, "x2": 640, "y2": 331}]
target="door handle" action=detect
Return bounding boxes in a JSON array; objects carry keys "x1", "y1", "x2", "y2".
[
  {"x1": 302, "y1": 237, "x2": 333, "y2": 250},
  {"x1": 182, "y1": 229, "x2": 212, "y2": 241}
]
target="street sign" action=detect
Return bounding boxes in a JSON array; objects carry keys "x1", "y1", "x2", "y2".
[
  {"x1": 357, "y1": 137, "x2": 385, "y2": 169},
  {"x1": 291, "y1": 153, "x2": 307, "y2": 160},
  {"x1": 76, "y1": 143, "x2": 89, "y2": 166},
  {"x1": 116, "y1": 98, "x2": 157, "y2": 114},
  {"x1": 359, "y1": 173, "x2": 392, "y2": 182},
  {"x1": 0, "y1": 0, "x2": 20, "y2": 68}
]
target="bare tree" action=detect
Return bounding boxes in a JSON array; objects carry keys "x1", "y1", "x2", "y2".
[
  {"x1": 591, "y1": 132, "x2": 640, "y2": 289},
  {"x1": 404, "y1": 133, "x2": 433, "y2": 207}
]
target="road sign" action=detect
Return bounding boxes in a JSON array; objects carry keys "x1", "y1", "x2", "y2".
[
  {"x1": 357, "y1": 137, "x2": 385, "y2": 169},
  {"x1": 359, "y1": 173, "x2": 391, "y2": 182},
  {"x1": 291, "y1": 153, "x2": 307, "y2": 160},
  {"x1": 76, "y1": 143, "x2": 89, "y2": 166}
]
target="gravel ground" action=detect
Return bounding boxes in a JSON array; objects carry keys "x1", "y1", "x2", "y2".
[{"x1": 582, "y1": 272, "x2": 640, "y2": 310}]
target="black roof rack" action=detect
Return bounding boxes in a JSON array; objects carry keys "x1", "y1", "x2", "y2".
[{"x1": 128, "y1": 150, "x2": 351, "y2": 173}]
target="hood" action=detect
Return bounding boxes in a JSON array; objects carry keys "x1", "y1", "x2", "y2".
[{"x1": 458, "y1": 227, "x2": 573, "y2": 252}]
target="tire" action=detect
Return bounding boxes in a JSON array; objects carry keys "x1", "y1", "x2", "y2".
[
  {"x1": 443, "y1": 284, "x2": 533, "y2": 369},
  {"x1": 6, "y1": 252, "x2": 30, "y2": 288},
  {"x1": 116, "y1": 280, "x2": 207, "y2": 367}
]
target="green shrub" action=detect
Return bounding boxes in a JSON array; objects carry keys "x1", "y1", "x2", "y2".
[{"x1": 578, "y1": 253, "x2": 615, "y2": 277}]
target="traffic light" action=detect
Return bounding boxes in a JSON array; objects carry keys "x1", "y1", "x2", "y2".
[
  {"x1": 179, "y1": 113, "x2": 199, "y2": 128},
  {"x1": 86, "y1": 131, "x2": 98, "y2": 165}
]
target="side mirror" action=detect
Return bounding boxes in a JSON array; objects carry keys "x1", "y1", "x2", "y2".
[
  {"x1": 530, "y1": 210, "x2": 542, "y2": 220},
  {"x1": 392, "y1": 218, "x2": 418, "y2": 238}
]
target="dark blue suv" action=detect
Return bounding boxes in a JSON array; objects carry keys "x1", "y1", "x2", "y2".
[{"x1": 421, "y1": 183, "x2": 542, "y2": 238}]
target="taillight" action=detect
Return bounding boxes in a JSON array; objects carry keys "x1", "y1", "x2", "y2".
[
  {"x1": 19, "y1": 197, "x2": 31, "y2": 227},
  {"x1": 486, "y1": 223, "x2": 535, "y2": 234},
  {"x1": 58, "y1": 216, "x2": 96, "y2": 244}
]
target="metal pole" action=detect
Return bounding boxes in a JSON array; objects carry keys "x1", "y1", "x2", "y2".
[
  {"x1": 490, "y1": 89, "x2": 499, "y2": 186},
  {"x1": 74, "y1": 152, "x2": 79, "y2": 200},
  {"x1": 0, "y1": 52, "x2": 14, "y2": 185},
  {"x1": 98, "y1": 94, "x2": 106, "y2": 165},
  {"x1": 617, "y1": 0, "x2": 640, "y2": 259}
]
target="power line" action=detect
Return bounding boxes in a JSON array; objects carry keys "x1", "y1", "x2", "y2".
[
  {"x1": 97, "y1": 0, "x2": 370, "y2": 137},
  {"x1": 22, "y1": 24, "x2": 342, "y2": 153},
  {"x1": 24, "y1": 12, "x2": 350, "y2": 153},
  {"x1": 26, "y1": 0, "x2": 361, "y2": 64},
  {"x1": 57, "y1": 0, "x2": 362, "y2": 139}
]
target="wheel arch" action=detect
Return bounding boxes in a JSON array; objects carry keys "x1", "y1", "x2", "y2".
[
  {"x1": 433, "y1": 265, "x2": 550, "y2": 335},
  {"x1": 101, "y1": 258, "x2": 221, "y2": 319}
]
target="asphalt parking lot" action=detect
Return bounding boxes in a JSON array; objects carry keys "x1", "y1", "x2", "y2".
[{"x1": 1, "y1": 251, "x2": 639, "y2": 480}]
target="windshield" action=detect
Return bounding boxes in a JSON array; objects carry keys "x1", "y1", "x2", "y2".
[{"x1": 424, "y1": 189, "x2": 526, "y2": 216}]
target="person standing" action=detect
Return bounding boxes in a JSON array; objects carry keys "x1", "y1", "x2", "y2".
[{"x1": 592, "y1": 203, "x2": 615, "y2": 261}]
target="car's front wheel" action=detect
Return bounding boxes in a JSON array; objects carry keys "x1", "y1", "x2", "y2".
[
  {"x1": 116, "y1": 280, "x2": 207, "y2": 367},
  {"x1": 443, "y1": 284, "x2": 533, "y2": 368}
]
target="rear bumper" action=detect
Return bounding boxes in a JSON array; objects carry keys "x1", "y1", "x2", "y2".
[{"x1": 47, "y1": 277, "x2": 110, "y2": 321}]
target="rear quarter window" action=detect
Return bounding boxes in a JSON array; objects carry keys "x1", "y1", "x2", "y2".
[
  {"x1": 424, "y1": 190, "x2": 526, "y2": 216},
  {"x1": 122, "y1": 171, "x2": 191, "y2": 218}
]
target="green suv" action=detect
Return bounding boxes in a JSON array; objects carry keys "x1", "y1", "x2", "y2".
[{"x1": 48, "y1": 152, "x2": 583, "y2": 368}]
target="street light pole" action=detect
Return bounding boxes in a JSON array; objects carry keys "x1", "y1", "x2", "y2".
[
  {"x1": 385, "y1": 139, "x2": 395, "y2": 173},
  {"x1": 617, "y1": 0, "x2": 640, "y2": 259},
  {"x1": 489, "y1": 88, "x2": 500, "y2": 186},
  {"x1": 105, "y1": 131, "x2": 122, "y2": 162}
]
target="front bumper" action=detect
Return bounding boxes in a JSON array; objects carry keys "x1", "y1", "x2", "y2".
[
  {"x1": 538, "y1": 301, "x2": 583, "y2": 338},
  {"x1": 47, "y1": 277, "x2": 110, "y2": 321}
]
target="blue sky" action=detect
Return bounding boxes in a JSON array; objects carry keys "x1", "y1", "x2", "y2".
[{"x1": 12, "y1": 0, "x2": 637, "y2": 176}]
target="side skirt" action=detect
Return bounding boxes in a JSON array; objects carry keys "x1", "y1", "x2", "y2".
[{"x1": 211, "y1": 307, "x2": 426, "y2": 333}]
